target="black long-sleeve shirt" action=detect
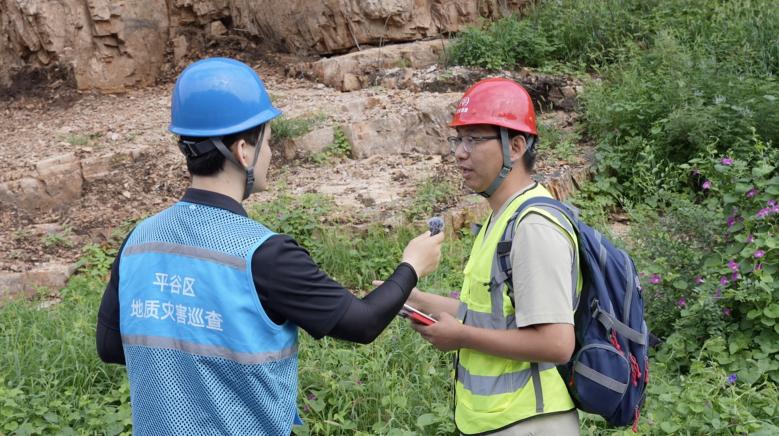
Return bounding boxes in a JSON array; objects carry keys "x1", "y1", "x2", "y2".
[{"x1": 97, "y1": 188, "x2": 417, "y2": 365}]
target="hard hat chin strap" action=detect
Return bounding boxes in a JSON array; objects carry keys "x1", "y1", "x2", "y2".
[
  {"x1": 210, "y1": 124, "x2": 266, "y2": 200},
  {"x1": 478, "y1": 127, "x2": 513, "y2": 198},
  {"x1": 478, "y1": 128, "x2": 535, "y2": 199}
]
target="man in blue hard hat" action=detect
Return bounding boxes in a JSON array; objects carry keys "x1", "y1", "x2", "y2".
[{"x1": 96, "y1": 57, "x2": 444, "y2": 435}]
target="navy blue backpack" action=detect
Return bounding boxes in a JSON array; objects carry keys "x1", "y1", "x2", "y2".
[{"x1": 496, "y1": 197, "x2": 649, "y2": 431}]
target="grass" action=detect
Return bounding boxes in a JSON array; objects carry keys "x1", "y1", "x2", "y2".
[
  {"x1": 405, "y1": 176, "x2": 459, "y2": 222},
  {"x1": 41, "y1": 227, "x2": 74, "y2": 249},
  {"x1": 62, "y1": 132, "x2": 104, "y2": 148},
  {"x1": 537, "y1": 121, "x2": 579, "y2": 163},
  {"x1": 0, "y1": 245, "x2": 130, "y2": 435},
  {"x1": 271, "y1": 112, "x2": 328, "y2": 145}
]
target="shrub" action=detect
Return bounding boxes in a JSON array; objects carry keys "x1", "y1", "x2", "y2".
[{"x1": 655, "y1": 146, "x2": 779, "y2": 383}]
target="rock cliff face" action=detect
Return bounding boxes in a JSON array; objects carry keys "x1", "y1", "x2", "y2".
[{"x1": 0, "y1": 0, "x2": 526, "y2": 92}]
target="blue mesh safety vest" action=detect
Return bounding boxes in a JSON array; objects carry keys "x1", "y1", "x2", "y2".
[{"x1": 119, "y1": 201, "x2": 300, "y2": 435}]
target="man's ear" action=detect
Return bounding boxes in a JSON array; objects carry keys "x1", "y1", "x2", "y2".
[
  {"x1": 232, "y1": 139, "x2": 249, "y2": 167},
  {"x1": 510, "y1": 134, "x2": 527, "y2": 162}
]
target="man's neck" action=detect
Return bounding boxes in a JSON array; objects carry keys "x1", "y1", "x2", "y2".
[
  {"x1": 190, "y1": 173, "x2": 245, "y2": 203},
  {"x1": 486, "y1": 173, "x2": 534, "y2": 212}
]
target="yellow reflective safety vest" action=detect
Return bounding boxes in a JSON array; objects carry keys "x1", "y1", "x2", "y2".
[{"x1": 455, "y1": 183, "x2": 581, "y2": 434}]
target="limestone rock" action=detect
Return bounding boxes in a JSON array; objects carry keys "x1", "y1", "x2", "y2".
[
  {"x1": 291, "y1": 127, "x2": 336, "y2": 158},
  {"x1": 207, "y1": 20, "x2": 228, "y2": 37},
  {"x1": 0, "y1": 262, "x2": 77, "y2": 301},
  {"x1": 297, "y1": 39, "x2": 448, "y2": 91},
  {"x1": 343, "y1": 93, "x2": 457, "y2": 158},
  {"x1": 81, "y1": 154, "x2": 116, "y2": 182},
  {"x1": 36, "y1": 152, "x2": 83, "y2": 207},
  {"x1": 232, "y1": 0, "x2": 527, "y2": 55}
]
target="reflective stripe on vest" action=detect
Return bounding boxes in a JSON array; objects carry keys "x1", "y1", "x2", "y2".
[{"x1": 455, "y1": 184, "x2": 578, "y2": 435}]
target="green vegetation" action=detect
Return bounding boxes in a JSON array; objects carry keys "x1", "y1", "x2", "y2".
[
  {"x1": 405, "y1": 176, "x2": 459, "y2": 222},
  {"x1": 270, "y1": 112, "x2": 328, "y2": 144},
  {"x1": 62, "y1": 132, "x2": 104, "y2": 148},
  {"x1": 310, "y1": 127, "x2": 352, "y2": 164},
  {"x1": 0, "y1": 244, "x2": 130, "y2": 435},
  {"x1": 42, "y1": 227, "x2": 74, "y2": 249},
  {"x1": 537, "y1": 121, "x2": 578, "y2": 163}
]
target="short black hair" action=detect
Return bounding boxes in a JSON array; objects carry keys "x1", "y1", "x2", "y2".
[
  {"x1": 505, "y1": 128, "x2": 537, "y2": 172},
  {"x1": 180, "y1": 124, "x2": 264, "y2": 176}
]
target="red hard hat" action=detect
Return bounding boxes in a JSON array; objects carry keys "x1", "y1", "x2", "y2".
[{"x1": 449, "y1": 77, "x2": 537, "y2": 136}]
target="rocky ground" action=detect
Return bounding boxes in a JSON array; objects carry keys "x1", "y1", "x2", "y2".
[{"x1": 0, "y1": 39, "x2": 593, "y2": 300}]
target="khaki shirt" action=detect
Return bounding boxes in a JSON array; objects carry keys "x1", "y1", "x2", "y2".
[{"x1": 484, "y1": 184, "x2": 575, "y2": 328}]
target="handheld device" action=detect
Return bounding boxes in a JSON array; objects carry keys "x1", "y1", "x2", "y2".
[
  {"x1": 399, "y1": 304, "x2": 437, "y2": 326},
  {"x1": 428, "y1": 216, "x2": 444, "y2": 236}
]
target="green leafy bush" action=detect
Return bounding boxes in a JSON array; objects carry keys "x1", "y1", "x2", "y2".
[
  {"x1": 582, "y1": 35, "x2": 779, "y2": 199},
  {"x1": 656, "y1": 146, "x2": 779, "y2": 383},
  {"x1": 447, "y1": 17, "x2": 555, "y2": 70}
]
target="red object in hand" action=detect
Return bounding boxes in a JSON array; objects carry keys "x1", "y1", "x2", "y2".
[{"x1": 399, "y1": 304, "x2": 436, "y2": 326}]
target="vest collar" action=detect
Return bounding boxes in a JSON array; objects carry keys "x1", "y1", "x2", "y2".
[{"x1": 181, "y1": 188, "x2": 248, "y2": 217}]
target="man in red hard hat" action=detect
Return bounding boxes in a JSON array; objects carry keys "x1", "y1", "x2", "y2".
[{"x1": 405, "y1": 78, "x2": 581, "y2": 435}]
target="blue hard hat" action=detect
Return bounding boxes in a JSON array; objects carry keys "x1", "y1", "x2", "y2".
[{"x1": 169, "y1": 58, "x2": 282, "y2": 137}]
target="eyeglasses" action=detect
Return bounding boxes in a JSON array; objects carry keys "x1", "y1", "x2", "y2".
[{"x1": 447, "y1": 135, "x2": 499, "y2": 154}]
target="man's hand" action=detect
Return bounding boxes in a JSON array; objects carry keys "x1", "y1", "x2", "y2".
[{"x1": 409, "y1": 311, "x2": 464, "y2": 352}]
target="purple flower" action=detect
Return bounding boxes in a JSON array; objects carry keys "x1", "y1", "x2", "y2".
[
  {"x1": 449, "y1": 291, "x2": 461, "y2": 299},
  {"x1": 754, "y1": 250, "x2": 766, "y2": 259},
  {"x1": 649, "y1": 274, "x2": 662, "y2": 285},
  {"x1": 714, "y1": 288, "x2": 722, "y2": 300},
  {"x1": 727, "y1": 215, "x2": 736, "y2": 228},
  {"x1": 769, "y1": 200, "x2": 777, "y2": 207},
  {"x1": 727, "y1": 373, "x2": 737, "y2": 384},
  {"x1": 307, "y1": 392, "x2": 317, "y2": 401},
  {"x1": 723, "y1": 307, "x2": 732, "y2": 317},
  {"x1": 721, "y1": 157, "x2": 733, "y2": 166},
  {"x1": 677, "y1": 296, "x2": 687, "y2": 308},
  {"x1": 720, "y1": 276, "x2": 730, "y2": 286},
  {"x1": 746, "y1": 234, "x2": 754, "y2": 243},
  {"x1": 303, "y1": 404, "x2": 311, "y2": 413},
  {"x1": 731, "y1": 271, "x2": 740, "y2": 282},
  {"x1": 694, "y1": 275, "x2": 705, "y2": 285},
  {"x1": 757, "y1": 207, "x2": 771, "y2": 218},
  {"x1": 692, "y1": 169, "x2": 701, "y2": 176},
  {"x1": 755, "y1": 263, "x2": 763, "y2": 271},
  {"x1": 746, "y1": 188, "x2": 759, "y2": 198},
  {"x1": 702, "y1": 180, "x2": 712, "y2": 190},
  {"x1": 727, "y1": 259, "x2": 739, "y2": 271}
]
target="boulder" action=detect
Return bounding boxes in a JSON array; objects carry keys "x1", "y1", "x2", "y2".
[
  {"x1": 296, "y1": 39, "x2": 449, "y2": 91},
  {"x1": 0, "y1": 262, "x2": 77, "y2": 301},
  {"x1": 290, "y1": 127, "x2": 336, "y2": 158},
  {"x1": 343, "y1": 93, "x2": 457, "y2": 158},
  {"x1": 36, "y1": 152, "x2": 83, "y2": 207}
]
